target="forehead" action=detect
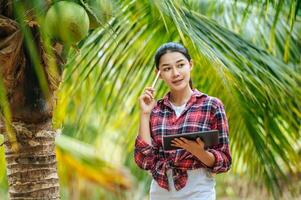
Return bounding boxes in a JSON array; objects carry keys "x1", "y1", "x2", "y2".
[{"x1": 159, "y1": 52, "x2": 188, "y2": 66}]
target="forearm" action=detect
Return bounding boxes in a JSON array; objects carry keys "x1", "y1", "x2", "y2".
[
  {"x1": 134, "y1": 135, "x2": 157, "y2": 170},
  {"x1": 135, "y1": 113, "x2": 157, "y2": 170},
  {"x1": 194, "y1": 149, "x2": 216, "y2": 167},
  {"x1": 138, "y1": 113, "x2": 152, "y2": 145}
]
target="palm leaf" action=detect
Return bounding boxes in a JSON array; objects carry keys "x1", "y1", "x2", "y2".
[
  {"x1": 55, "y1": 134, "x2": 133, "y2": 192},
  {"x1": 0, "y1": 144, "x2": 8, "y2": 197}
]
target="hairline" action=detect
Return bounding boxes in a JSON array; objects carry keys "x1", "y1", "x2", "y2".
[{"x1": 156, "y1": 49, "x2": 191, "y2": 69}]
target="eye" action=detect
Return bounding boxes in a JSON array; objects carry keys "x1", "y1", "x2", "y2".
[
  {"x1": 178, "y1": 63, "x2": 185, "y2": 68},
  {"x1": 163, "y1": 67, "x2": 171, "y2": 71}
]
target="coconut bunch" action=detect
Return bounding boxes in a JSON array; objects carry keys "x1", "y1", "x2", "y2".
[
  {"x1": 0, "y1": 0, "x2": 115, "y2": 123},
  {"x1": 43, "y1": 0, "x2": 114, "y2": 45}
]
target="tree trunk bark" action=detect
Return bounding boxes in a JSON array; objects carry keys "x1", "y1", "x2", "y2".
[
  {"x1": 1, "y1": 1, "x2": 62, "y2": 199},
  {"x1": 2, "y1": 121, "x2": 60, "y2": 199}
]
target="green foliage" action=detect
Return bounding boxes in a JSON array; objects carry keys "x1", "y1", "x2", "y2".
[
  {"x1": 56, "y1": 134, "x2": 133, "y2": 194},
  {"x1": 0, "y1": 135, "x2": 8, "y2": 200},
  {"x1": 84, "y1": 0, "x2": 116, "y2": 29}
]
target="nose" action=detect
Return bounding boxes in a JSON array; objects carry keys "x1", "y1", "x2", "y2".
[{"x1": 172, "y1": 67, "x2": 180, "y2": 77}]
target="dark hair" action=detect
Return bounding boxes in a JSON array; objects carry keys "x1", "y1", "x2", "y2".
[{"x1": 154, "y1": 42, "x2": 193, "y2": 88}]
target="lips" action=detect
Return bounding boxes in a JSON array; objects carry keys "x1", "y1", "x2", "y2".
[{"x1": 172, "y1": 79, "x2": 183, "y2": 84}]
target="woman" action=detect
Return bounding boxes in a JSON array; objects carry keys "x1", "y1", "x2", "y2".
[{"x1": 134, "y1": 42, "x2": 231, "y2": 200}]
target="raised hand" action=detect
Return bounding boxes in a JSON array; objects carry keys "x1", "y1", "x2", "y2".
[{"x1": 139, "y1": 87, "x2": 156, "y2": 115}]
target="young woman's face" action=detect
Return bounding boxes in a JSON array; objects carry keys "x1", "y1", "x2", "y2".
[{"x1": 158, "y1": 51, "x2": 192, "y2": 92}]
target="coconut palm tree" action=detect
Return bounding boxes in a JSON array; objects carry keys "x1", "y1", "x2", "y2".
[
  {"x1": 0, "y1": 0, "x2": 300, "y2": 199},
  {"x1": 0, "y1": 0, "x2": 129, "y2": 199},
  {"x1": 0, "y1": 1, "x2": 62, "y2": 198}
]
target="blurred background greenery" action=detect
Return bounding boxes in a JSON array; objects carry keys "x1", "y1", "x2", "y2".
[{"x1": 0, "y1": 0, "x2": 301, "y2": 199}]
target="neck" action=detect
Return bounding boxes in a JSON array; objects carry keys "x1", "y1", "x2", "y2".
[{"x1": 170, "y1": 86, "x2": 193, "y2": 106}]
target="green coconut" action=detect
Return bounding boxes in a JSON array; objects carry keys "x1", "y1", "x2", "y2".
[{"x1": 44, "y1": 1, "x2": 89, "y2": 45}]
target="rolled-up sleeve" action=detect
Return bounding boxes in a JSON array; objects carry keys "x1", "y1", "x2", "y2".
[
  {"x1": 134, "y1": 135, "x2": 157, "y2": 170},
  {"x1": 207, "y1": 100, "x2": 232, "y2": 173}
]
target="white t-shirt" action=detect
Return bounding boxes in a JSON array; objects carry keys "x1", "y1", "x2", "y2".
[{"x1": 170, "y1": 102, "x2": 186, "y2": 117}]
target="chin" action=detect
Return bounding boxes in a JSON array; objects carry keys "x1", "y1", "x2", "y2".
[{"x1": 170, "y1": 83, "x2": 189, "y2": 91}]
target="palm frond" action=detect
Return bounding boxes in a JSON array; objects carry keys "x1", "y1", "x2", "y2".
[
  {"x1": 56, "y1": 134, "x2": 133, "y2": 192},
  {"x1": 0, "y1": 78, "x2": 17, "y2": 151},
  {"x1": 185, "y1": 0, "x2": 301, "y2": 64},
  {"x1": 0, "y1": 143, "x2": 8, "y2": 191}
]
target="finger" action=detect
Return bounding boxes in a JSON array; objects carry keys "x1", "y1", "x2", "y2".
[
  {"x1": 171, "y1": 139, "x2": 182, "y2": 146},
  {"x1": 140, "y1": 93, "x2": 151, "y2": 101},
  {"x1": 141, "y1": 94, "x2": 153, "y2": 103},
  {"x1": 144, "y1": 90, "x2": 154, "y2": 99},
  {"x1": 171, "y1": 141, "x2": 183, "y2": 148},
  {"x1": 179, "y1": 137, "x2": 192, "y2": 145},
  {"x1": 196, "y1": 138, "x2": 204, "y2": 144},
  {"x1": 173, "y1": 138, "x2": 183, "y2": 144},
  {"x1": 171, "y1": 139, "x2": 179, "y2": 144},
  {"x1": 145, "y1": 87, "x2": 155, "y2": 93},
  {"x1": 179, "y1": 137, "x2": 189, "y2": 143}
]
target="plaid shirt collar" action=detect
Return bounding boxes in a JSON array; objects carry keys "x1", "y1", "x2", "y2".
[{"x1": 159, "y1": 89, "x2": 205, "y2": 109}]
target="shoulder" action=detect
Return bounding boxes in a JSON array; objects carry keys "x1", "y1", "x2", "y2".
[
  {"x1": 205, "y1": 95, "x2": 224, "y2": 108},
  {"x1": 195, "y1": 91, "x2": 224, "y2": 107},
  {"x1": 193, "y1": 92, "x2": 225, "y2": 114}
]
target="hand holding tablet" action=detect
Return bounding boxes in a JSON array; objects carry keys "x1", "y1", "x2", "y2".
[{"x1": 163, "y1": 130, "x2": 219, "y2": 151}]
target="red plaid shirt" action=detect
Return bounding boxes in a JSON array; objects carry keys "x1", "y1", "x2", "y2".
[{"x1": 134, "y1": 89, "x2": 231, "y2": 191}]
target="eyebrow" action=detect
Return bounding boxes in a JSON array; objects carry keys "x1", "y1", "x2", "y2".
[{"x1": 160, "y1": 59, "x2": 186, "y2": 67}]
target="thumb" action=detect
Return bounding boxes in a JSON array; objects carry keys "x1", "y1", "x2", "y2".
[{"x1": 196, "y1": 138, "x2": 202, "y2": 144}]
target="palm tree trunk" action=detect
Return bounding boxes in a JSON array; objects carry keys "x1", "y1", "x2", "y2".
[
  {"x1": 1, "y1": 1, "x2": 62, "y2": 199},
  {"x1": 2, "y1": 121, "x2": 60, "y2": 199}
]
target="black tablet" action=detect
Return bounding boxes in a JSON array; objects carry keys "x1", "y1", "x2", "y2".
[{"x1": 163, "y1": 130, "x2": 219, "y2": 151}]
